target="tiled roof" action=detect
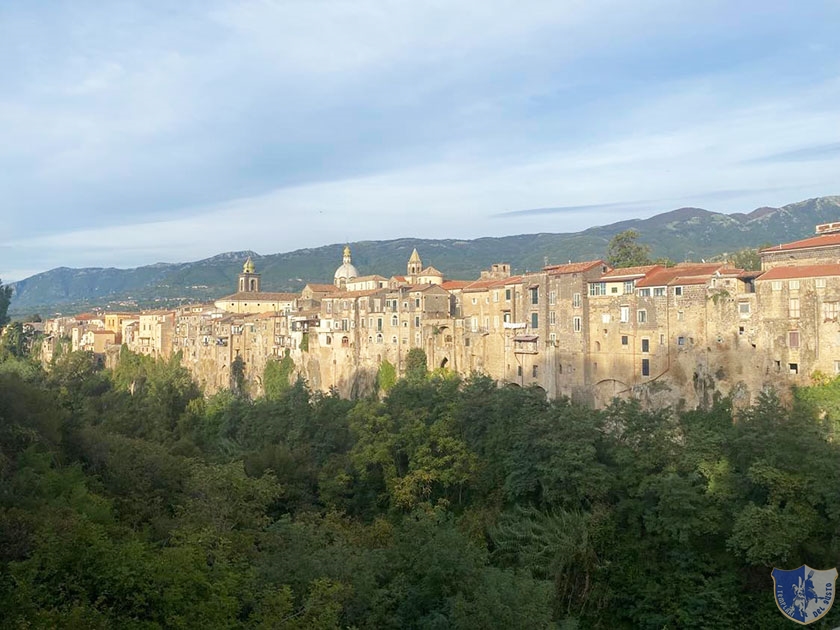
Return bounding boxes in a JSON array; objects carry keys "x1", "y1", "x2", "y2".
[
  {"x1": 304, "y1": 283, "x2": 338, "y2": 292},
  {"x1": 757, "y1": 264, "x2": 840, "y2": 281},
  {"x1": 635, "y1": 264, "x2": 727, "y2": 288},
  {"x1": 599, "y1": 265, "x2": 661, "y2": 280},
  {"x1": 760, "y1": 232, "x2": 840, "y2": 253},
  {"x1": 544, "y1": 260, "x2": 605, "y2": 275},
  {"x1": 441, "y1": 280, "x2": 470, "y2": 290},
  {"x1": 420, "y1": 266, "x2": 443, "y2": 276}
]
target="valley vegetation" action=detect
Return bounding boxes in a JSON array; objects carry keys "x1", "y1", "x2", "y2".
[{"x1": 2, "y1": 337, "x2": 840, "y2": 628}]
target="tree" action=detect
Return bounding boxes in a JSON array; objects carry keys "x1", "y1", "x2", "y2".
[
  {"x1": 0, "y1": 279, "x2": 12, "y2": 327},
  {"x1": 606, "y1": 229, "x2": 653, "y2": 268},
  {"x1": 405, "y1": 348, "x2": 428, "y2": 381},
  {"x1": 729, "y1": 248, "x2": 761, "y2": 271}
]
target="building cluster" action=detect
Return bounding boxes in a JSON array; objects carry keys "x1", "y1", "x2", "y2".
[{"x1": 40, "y1": 223, "x2": 840, "y2": 408}]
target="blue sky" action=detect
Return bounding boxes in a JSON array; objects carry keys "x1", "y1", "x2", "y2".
[{"x1": 2, "y1": 0, "x2": 839, "y2": 282}]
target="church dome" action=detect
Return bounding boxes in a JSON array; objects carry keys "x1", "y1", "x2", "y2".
[
  {"x1": 334, "y1": 245, "x2": 359, "y2": 283},
  {"x1": 334, "y1": 262, "x2": 359, "y2": 281}
]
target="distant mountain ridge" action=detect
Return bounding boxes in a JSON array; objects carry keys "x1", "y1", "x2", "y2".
[{"x1": 8, "y1": 195, "x2": 840, "y2": 316}]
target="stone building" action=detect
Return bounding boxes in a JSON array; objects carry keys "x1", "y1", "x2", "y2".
[{"x1": 43, "y1": 221, "x2": 840, "y2": 408}]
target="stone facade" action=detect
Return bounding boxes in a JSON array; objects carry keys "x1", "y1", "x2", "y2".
[{"x1": 42, "y1": 223, "x2": 840, "y2": 408}]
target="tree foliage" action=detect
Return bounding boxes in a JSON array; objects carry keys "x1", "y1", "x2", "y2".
[
  {"x1": 606, "y1": 229, "x2": 653, "y2": 268},
  {"x1": 4, "y1": 340, "x2": 840, "y2": 627},
  {"x1": 0, "y1": 278, "x2": 12, "y2": 327}
]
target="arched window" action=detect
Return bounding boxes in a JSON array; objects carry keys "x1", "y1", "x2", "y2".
[{"x1": 341, "y1": 336, "x2": 349, "y2": 347}]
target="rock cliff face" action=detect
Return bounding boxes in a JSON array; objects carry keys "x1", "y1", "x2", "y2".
[{"x1": 10, "y1": 196, "x2": 840, "y2": 316}]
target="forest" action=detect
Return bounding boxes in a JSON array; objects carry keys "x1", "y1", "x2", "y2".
[{"x1": 2, "y1": 337, "x2": 840, "y2": 628}]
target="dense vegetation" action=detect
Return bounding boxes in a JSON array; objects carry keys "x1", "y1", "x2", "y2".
[{"x1": 2, "y1": 341, "x2": 840, "y2": 628}]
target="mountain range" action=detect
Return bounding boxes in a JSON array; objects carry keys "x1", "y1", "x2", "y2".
[{"x1": 8, "y1": 195, "x2": 840, "y2": 317}]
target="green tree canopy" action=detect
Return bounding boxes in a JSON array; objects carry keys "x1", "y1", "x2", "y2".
[
  {"x1": 0, "y1": 278, "x2": 12, "y2": 327},
  {"x1": 606, "y1": 229, "x2": 653, "y2": 268}
]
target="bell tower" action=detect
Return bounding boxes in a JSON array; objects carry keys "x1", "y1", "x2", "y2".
[
  {"x1": 238, "y1": 256, "x2": 261, "y2": 293},
  {"x1": 407, "y1": 248, "x2": 423, "y2": 280}
]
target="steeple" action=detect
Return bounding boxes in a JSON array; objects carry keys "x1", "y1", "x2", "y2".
[
  {"x1": 407, "y1": 248, "x2": 423, "y2": 279},
  {"x1": 238, "y1": 256, "x2": 260, "y2": 293}
]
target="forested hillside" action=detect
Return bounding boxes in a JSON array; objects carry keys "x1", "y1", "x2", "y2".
[
  {"x1": 2, "y1": 339, "x2": 840, "y2": 627},
  {"x1": 9, "y1": 195, "x2": 840, "y2": 316}
]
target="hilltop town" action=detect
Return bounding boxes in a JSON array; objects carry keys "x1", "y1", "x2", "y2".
[{"x1": 38, "y1": 222, "x2": 840, "y2": 408}]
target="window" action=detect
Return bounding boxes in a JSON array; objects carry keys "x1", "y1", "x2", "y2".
[
  {"x1": 816, "y1": 278, "x2": 827, "y2": 288},
  {"x1": 789, "y1": 363, "x2": 799, "y2": 375},
  {"x1": 788, "y1": 331, "x2": 800, "y2": 348},
  {"x1": 654, "y1": 287, "x2": 665, "y2": 297},
  {"x1": 642, "y1": 359, "x2": 650, "y2": 376},
  {"x1": 472, "y1": 297, "x2": 477, "y2": 305},
  {"x1": 739, "y1": 326, "x2": 744, "y2": 335},
  {"x1": 678, "y1": 336, "x2": 685, "y2": 346},
  {"x1": 549, "y1": 332, "x2": 556, "y2": 342},
  {"x1": 637, "y1": 309, "x2": 647, "y2": 323},
  {"x1": 549, "y1": 291, "x2": 556, "y2": 305},
  {"x1": 659, "y1": 334, "x2": 665, "y2": 345},
  {"x1": 376, "y1": 333, "x2": 383, "y2": 344},
  {"x1": 414, "y1": 316, "x2": 420, "y2": 327},
  {"x1": 532, "y1": 365, "x2": 538, "y2": 377},
  {"x1": 739, "y1": 302, "x2": 751, "y2": 316},
  {"x1": 573, "y1": 293, "x2": 581, "y2": 308},
  {"x1": 674, "y1": 286, "x2": 683, "y2": 296},
  {"x1": 517, "y1": 365, "x2": 522, "y2": 376},
  {"x1": 621, "y1": 335, "x2": 628, "y2": 345},
  {"x1": 789, "y1": 298, "x2": 800, "y2": 319},
  {"x1": 620, "y1": 306, "x2": 629, "y2": 323},
  {"x1": 611, "y1": 286, "x2": 619, "y2": 294},
  {"x1": 573, "y1": 317, "x2": 581, "y2": 332},
  {"x1": 549, "y1": 311, "x2": 556, "y2": 325},
  {"x1": 471, "y1": 317, "x2": 478, "y2": 332},
  {"x1": 325, "y1": 335, "x2": 332, "y2": 345},
  {"x1": 391, "y1": 315, "x2": 398, "y2": 326},
  {"x1": 677, "y1": 310, "x2": 684, "y2": 321},
  {"x1": 392, "y1": 336, "x2": 397, "y2": 344},
  {"x1": 772, "y1": 281, "x2": 782, "y2": 291},
  {"x1": 530, "y1": 287, "x2": 539, "y2": 305},
  {"x1": 624, "y1": 280, "x2": 634, "y2": 294},
  {"x1": 326, "y1": 302, "x2": 332, "y2": 313},
  {"x1": 505, "y1": 288, "x2": 512, "y2": 301},
  {"x1": 589, "y1": 282, "x2": 606, "y2": 296},
  {"x1": 637, "y1": 288, "x2": 651, "y2": 297},
  {"x1": 493, "y1": 290, "x2": 499, "y2": 303},
  {"x1": 595, "y1": 341, "x2": 601, "y2": 351},
  {"x1": 824, "y1": 302, "x2": 840, "y2": 320},
  {"x1": 641, "y1": 338, "x2": 650, "y2": 353},
  {"x1": 531, "y1": 312, "x2": 539, "y2": 328},
  {"x1": 789, "y1": 280, "x2": 800, "y2": 291},
  {"x1": 415, "y1": 298, "x2": 421, "y2": 308},
  {"x1": 503, "y1": 312, "x2": 511, "y2": 323}
]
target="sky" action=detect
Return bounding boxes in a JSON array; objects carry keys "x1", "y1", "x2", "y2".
[{"x1": 2, "y1": 0, "x2": 840, "y2": 282}]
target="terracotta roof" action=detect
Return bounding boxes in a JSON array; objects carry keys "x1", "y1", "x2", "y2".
[
  {"x1": 348, "y1": 274, "x2": 387, "y2": 282},
  {"x1": 462, "y1": 279, "x2": 497, "y2": 292},
  {"x1": 92, "y1": 329, "x2": 116, "y2": 335},
  {"x1": 544, "y1": 260, "x2": 605, "y2": 275},
  {"x1": 441, "y1": 280, "x2": 470, "y2": 290},
  {"x1": 635, "y1": 264, "x2": 727, "y2": 288},
  {"x1": 599, "y1": 265, "x2": 661, "y2": 280},
  {"x1": 304, "y1": 283, "x2": 338, "y2": 293},
  {"x1": 761, "y1": 232, "x2": 840, "y2": 253},
  {"x1": 420, "y1": 266, "x2": 443, "y2": 276},
  {"x1": 391, "y1": 275, "x2": 408, "y2": 282},
  {"x1": 757, "y1": 264, "x2": 840, "y2": 281}
]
